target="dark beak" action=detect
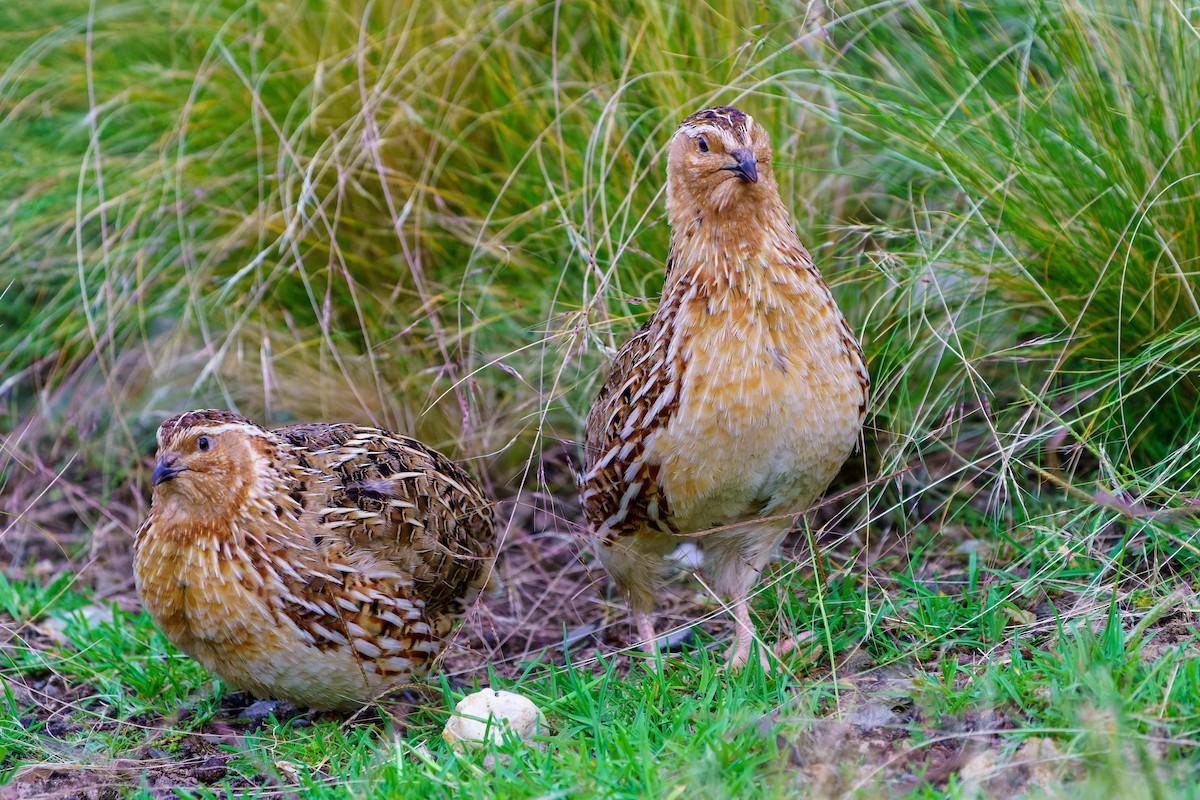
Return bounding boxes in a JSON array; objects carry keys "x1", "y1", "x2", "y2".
[
  {"x1": 152, "y1": 454, "x2": 186, "y2": 486},
  {"x1": 721, "y1": 149, "x2": 758, "y2": 183}
]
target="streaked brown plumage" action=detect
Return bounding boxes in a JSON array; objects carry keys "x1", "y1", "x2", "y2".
[
  {"x1": 134, "y1": 409, "x2": 495, "y2": 710},
  {"x1": 580, "y1": 106, "x2": 869, "y2": 669}
]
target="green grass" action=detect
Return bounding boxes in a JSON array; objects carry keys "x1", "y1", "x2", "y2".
[
  {"x1": 4, "y1": 516, "x2": 1200, "y2": 797},
  {"x1": 3, "y1": 0, "x2": 1200, "y2": 796}
]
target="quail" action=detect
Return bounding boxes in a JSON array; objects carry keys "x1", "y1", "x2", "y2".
[
  {"x1": 134, "y1": 410, "x2": 495, "y2": 710},
  {"x1": 580, "y1": 106, "x2": 869, "y2": 669}
]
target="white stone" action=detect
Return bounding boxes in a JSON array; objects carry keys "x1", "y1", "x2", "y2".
[{"x1": 442, "y1": 689, "x2": 546, "y2": 752}]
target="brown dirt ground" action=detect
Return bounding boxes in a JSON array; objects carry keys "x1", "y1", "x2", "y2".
[{"x1": 0, "y1": 445, "x2": 1185, "y2": 798}]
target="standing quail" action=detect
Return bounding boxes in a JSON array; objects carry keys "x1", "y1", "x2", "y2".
[{"x1": 580, "y1": 106, "x2": 869, "y2": 669}]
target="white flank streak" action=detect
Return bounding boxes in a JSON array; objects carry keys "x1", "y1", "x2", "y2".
[
  {"x1": 309, "y1": 623, "x2": 348, "y2": 646},
  {"x1": 441, "y1": 476, "x2": 470, "y2": 495},
  {"x1": 591, "y1": 444, "x2": 621, "y2": 475},
  {"x1": 315, "y1": 599, "x2": 338, "y2": 617},
  {"x1": 310, "y1": 569, "x2": 345, "y2": 583},
  {"x1": 610, "y1": 483, "x2": 642, "y2": 525},
  {"x1": 199, "y1": 550, "x2": 216, "y2": 582},
  {"x1": 631, "y1": 347, "x2": 658, "y2": 371},
  {"x1": 260, "y1": 563, "x2": 280, "y2": 587},
  {"x1": 624, "y1": 410, "x2": 643, "y2": 441},
  {"x1": 297, "y1": 598, "x2": 324, "y2": 615},
  {"x1": 354, "y1": 638, "x2": 383, "y2": 658},
  {"x1": 616, "y1": 374, "x2": 640, "y2": 398},
  {"x1": 630, "y1": 376, "x2": 656, "y2": 404},
  {"x1": 369, "y1": 569, "x2": 407, "y2": 582},
  {"x1": 645, "y1": 381, "x2": 677, "y2": 420}
]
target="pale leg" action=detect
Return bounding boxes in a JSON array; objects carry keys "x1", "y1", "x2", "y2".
[
  {"x1": 597, "y1": 535, "x2": 675, "y2": 658},
  {"x1": 723, "y1": 591, "x2": 764, "y2": 671},
  {"x1": 636, "y1": 612, "x2": 658, "y2": 655},
  {"x1": 771, "y1": 630, "x2": 819, "y2": 661},
  {"x1": 724, "y1": 594, "x2": 753, "y2": 671},
  {"x1": 705, "y1": 520, "x2": 791, "y2": 672},
  {"x1": 724, "y1": 593, "x2": 819, "y2": 671}
]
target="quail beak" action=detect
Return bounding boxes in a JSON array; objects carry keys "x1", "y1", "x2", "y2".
[
  {"x1": 152, "y1": 454, "x2": 187, "y2": 486},
  {"x1": 721, "y1": 149, "x2": 758, "y2": 183}
]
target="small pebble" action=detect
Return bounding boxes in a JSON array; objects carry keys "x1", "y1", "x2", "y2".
[
  {"x1": 848, "y1": 703, "x2": 898, "y2": 730},
  {"x1": 192, "y1": 756, "x2": 227, "y2": 784},
  {"x1": 242, "y1": 699, "x2": 297, "y2": 726}
]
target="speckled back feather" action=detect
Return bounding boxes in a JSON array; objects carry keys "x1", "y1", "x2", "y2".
[
  {"x1": 580, "y1": 295, "x2": 683, "y2": 543},
  {"x1": 275, "y1": 422, "x2": 494, "y2": 615}
]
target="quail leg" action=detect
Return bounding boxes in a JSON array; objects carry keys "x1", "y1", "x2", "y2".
[
  {"x1": 636, "y1": 612, "x2": 659, "y2": 655},
  {"x1": 723, "y1": 593, "x2": 771, "y2": 672},
  {"x1": 724, "y1": 604, "x2": 822, "y2": 672}
]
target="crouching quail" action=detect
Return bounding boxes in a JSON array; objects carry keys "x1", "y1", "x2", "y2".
[{"x1": 135, "y1": 410, "x2": 495, "y2": 710}]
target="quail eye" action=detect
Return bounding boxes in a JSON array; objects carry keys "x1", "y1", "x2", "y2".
[
  {"x1": 697, "y1": 136, "x2": 709, "y2": 153},
  {"x1": 196, "y1": 436, "x2": 212, "y2": 452}
]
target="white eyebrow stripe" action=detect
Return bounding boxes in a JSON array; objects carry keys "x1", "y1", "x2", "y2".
[
  {"x1": 161, "y1": 422, "x2": 268, "y2": 447},
  {"x1": 188, "y1": 423, "x2": 267, "y2": 438},
  {"x1": 678, "y1": 124, "x2": 741, "y2": 150}
]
